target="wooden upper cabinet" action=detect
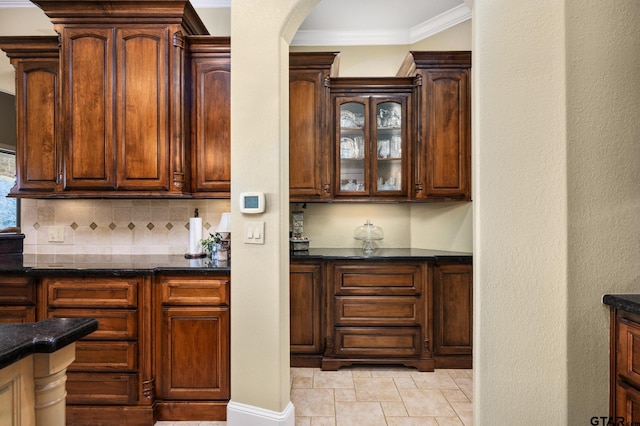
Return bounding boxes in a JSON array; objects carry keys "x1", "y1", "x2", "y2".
[
  {"x1": 187, "y1": 37, "x2": 231, "y2": 197},
  {"x1": 289, "y1": 52, "x2": 339, "y2": 201},
  {"x1": 0, "y1": 37, "x2": 60, "y2": 194},
  {"x1": 12, "y1": 0, "x2": 209, "y2": 197},
  {"x1": 399, "y1": 51, "x2": 471, "y2": 201}
]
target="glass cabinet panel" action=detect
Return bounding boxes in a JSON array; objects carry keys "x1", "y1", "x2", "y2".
[
  {"x1": 374, "y1": 101, "x2": 403, "y2": 193},
  {"x1": 338, "y1": 101, "x2": 368, "y2": 193}
]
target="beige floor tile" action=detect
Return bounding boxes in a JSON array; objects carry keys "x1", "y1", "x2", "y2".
[
  {"x1": 381, "y1": 401, "x2": 408, "y2": 417},
  {"x1": 443, "y1": 369, "x2": 470, "y2": 380},
  {"x1": 291, "y1": 388, "x2": 336, "y2": 417},
  {"x1": 394, "y1": 376, "x2": 418, "y2": 389},
  {"x1": 296, "y1": 417, "x2": 312, "y2": 426},
  {"x1": 369, "y1": 367, "x2": 413, "y2": 378},
  {"x1": 335, "y1": 401, "x2": 386, "y2": 426},
  {"x1": 313, "y1": 370, "x2": 355, "y2": 389},
  {"x1": 311, "y1": 416, "x2": 337, "y2": 425},
  {"x1": 350, "y1": 366, "x2": 373, "y2": 378},
  {"x1": 198, "y1": 423, "x2": 227, "y2": 426},
  {"x1": 441, "y1": 389, "x2": 470, "y2": 403},
  {"x1": 292, "y1": 375, "x2": 314, "y2": 389},
  {"x1": 435, "y1": 417, "x2": 465, "y2": 426},
  {"x1": 411, "y1": 371, "x2": 459, "y2": 390},
  {"x1": 386, "y1": 417, "x2": 438, "y2": 426},
  {"x1": 354, "y1": 377, "x2": 402, "y2": 402},
  {"x1": 451, "y1": 402, "x2": 473, "y2": 426},
  {"x1": 399, "y1": 389, "x2": 456, "y2": 417},
  {"x1": 334, "y1": 388, "x2": 357, "y2": 402},
  {"x1": 292, "y1": 367, "x2": 317, "y2": 378}
]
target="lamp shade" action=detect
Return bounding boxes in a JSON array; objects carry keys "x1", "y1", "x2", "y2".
[{"x1": 216, "y1": 212, "x2": 231, "y2": 239}]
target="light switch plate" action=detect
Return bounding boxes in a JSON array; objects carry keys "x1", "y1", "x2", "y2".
[{"x1": 244, "y1": 221, "x2": 264, "y2": 244}]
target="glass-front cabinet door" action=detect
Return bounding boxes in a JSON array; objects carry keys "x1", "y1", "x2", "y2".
[{"x1": 335, "y1": 94, "x2": 409, "y2": 199}]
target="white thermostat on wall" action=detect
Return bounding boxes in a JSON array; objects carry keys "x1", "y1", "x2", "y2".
[{"x1": 239, "y1": 192, "x2": 265, "y2": 214}]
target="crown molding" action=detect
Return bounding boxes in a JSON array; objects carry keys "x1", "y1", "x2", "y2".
[{"x1": 291, "y1": 4, "x2": 471, "y2": 46}]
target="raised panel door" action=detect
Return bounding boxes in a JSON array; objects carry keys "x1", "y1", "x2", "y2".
[
  {"x1": 191, "y1": 57, "x2": 230, "y2": 194},
  {"x1": 62, "y1": 27, "x2": 116, "y2": 190},
  {"x1": 290, "y1": 261, "x2": 323, "y2": 357},
  {"x1": 159, "y1": 307, "x2": 230, "y2": 400},
  {"x1": 433, "y1": 263, "x2": 473, "y2": 357},
  {"x1": 116, "y1": 28, "x2": 169, "y2": 190}
]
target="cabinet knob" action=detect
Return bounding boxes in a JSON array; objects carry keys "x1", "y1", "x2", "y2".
[{"x1": 324, "y1": 183, "x2": 330, "y2": 193}]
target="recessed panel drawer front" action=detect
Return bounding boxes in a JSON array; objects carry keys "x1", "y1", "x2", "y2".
[
  {"x1": 335, "y1": 296, "x2": 419, "y2": 326},
  {"x1": 48, "y1": 308, "x2": 137, "y2": 340},
  {"x1": 334, "y1": 327, "x2": 421, "y2": 357},
  {"x1": 160, "y1": 277, "x2": 230, "y2": 306},
  {"x1": 66, "y1": 372, "x2": 138, "y2": 405},
  {"x1": 333, "y1": 263, "x2": 423, "y2": 296},
  {"x1": 617, "y1": 317, "x2": 640, "y2": 387},
  {"x1": 45, "y1": 278, "x2": 138, "y2": 308},
  {"x1": 0, "y1": 277, "x2": 36, "y2": 305},
  {"x1": 71, "y1": 341, "x2": 137, "y2": 371}
]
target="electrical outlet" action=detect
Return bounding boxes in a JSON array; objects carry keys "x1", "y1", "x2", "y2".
[{"x1": 48, "y1": 226, "x2": 64, "y2": 242}]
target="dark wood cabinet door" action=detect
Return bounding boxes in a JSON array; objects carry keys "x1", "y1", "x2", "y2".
[
  {"x1": 0, "y1": 37, "x2": 61, "y2": 194},
  {"x1": 189, "y1": 39, "x2": 231, "y2": 195},
  {"x1": 115, "y1": 28, "x2": 169, "y2": 191},
  {"x1": 290, "y1": 261, "x2": 323, "y2": 357},
  {"x1": 289, "y1": 52, "x2": 337, "y2": 201},
  {"x1": 422, "y1": 69, "x2": 470, "y2": 199},
  {"x1": 158, "y1": 306, "x2": 230, "y2": 400},
  {"x1": 61, "y1": 27, "x2": 116, "y2": 190},
  {"x1": 0, "y1": 275, "x2": 36, "y2": 323},
  {"x1": 433, "y1": 263, "x2": 473, "y2": 356}
]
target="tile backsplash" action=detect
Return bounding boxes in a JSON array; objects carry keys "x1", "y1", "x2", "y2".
[{"x1": 21, "y1": 198, "x2": 231, "y2": 256}]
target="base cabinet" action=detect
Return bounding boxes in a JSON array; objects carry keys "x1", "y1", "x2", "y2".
[
  {"x1": 610, "y1": 308, "x2": 640, "y2": 423},
  {"x1": 290, "y1": 260, "x2": 324, "y2": 367},
  {"x1": 322, "y1": 260, "x2": 433, "y2": 372},
  {"x1": 433, "y1": 262, "x2": 473, "y2": 368},
  {"x1": 155, "y1": 274, "x2": 230, "y2": 421},
  {"x1": 0, "y1": 275, "x2": 36, "y2": 323}
]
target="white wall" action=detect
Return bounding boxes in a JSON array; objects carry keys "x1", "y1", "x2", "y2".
[{"x1": 474, "y1": 0, "x2": 640, "y2": 424}]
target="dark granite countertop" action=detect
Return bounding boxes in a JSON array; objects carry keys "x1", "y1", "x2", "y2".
[
  {"x1": 0, "y1": 248, "x2": 471, "y2": 275},
  {"x1": 0, "y1": 317, "x2": 98, "y2": 370},
  {"x1": 603, "y1": 294, "x2": 640, "y2": 316},
  {"x1": 291, "y1": 248, "x2": 472, "y2": 262},
  {"x1": 0, "y1": 254, "x2": 230, "y2": 275}
]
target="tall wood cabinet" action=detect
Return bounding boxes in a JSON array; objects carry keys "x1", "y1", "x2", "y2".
[
  {"x1": 399, "y1": 51, "x2": 472, "y2": 200},
  {"x1": 187, "y1": 37, "x2": 231, "y2": 197},
  {"x1": 289, "y1": 52, "x2": 339, "y2": 201},
  {"x1": 0, "y1": 37, "x2": 60, "y2": 194}
]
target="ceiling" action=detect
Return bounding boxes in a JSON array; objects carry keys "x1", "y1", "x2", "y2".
[{"x1": 0, "y1": 0, "x2": 470, "y2": 46}]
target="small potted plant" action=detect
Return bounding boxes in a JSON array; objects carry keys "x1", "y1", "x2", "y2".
[{"x1": 201, "y1": 232, "x2": 223, "y2": 259}]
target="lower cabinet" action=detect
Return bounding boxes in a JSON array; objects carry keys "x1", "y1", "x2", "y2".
[
  {"x1": 0, "y1": 275, "x2": 36, "y2": 323},
  {"x1": 290, "y1": 258, "x2": 473, "y2": 372},
  {"x1": 154, "y1": 274, "x2": 230, "y2": 421},
  {"x1": 610, "y1": 308, "x2": 640, "y2": 422},
  {"x1": 290, "y1": 260, "x2": 324, "y2": 367},
  {"x1": 42, "y1": 275, "x2": 154, "y2": 426},
  {"x1": 433, "y1": 262, "x2": 473, "y2": 368},
  {"x1": 322, "y1": 260, "x2": 434, "y2": 372}
]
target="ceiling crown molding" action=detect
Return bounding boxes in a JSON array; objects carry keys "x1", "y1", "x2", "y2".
[{"x1": 291, "y1": 4, "x2": 471, "y2": 47}]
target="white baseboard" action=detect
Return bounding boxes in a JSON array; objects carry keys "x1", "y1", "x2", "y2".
[{"x1": 227, "y1": 400, "x2": 295, "y2": 426}]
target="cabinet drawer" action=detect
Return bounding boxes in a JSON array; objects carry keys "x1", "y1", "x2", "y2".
[
  {"x1": 46, "y1": 277, "x2": 138, "y2": 308},
  {"x1": 332, "y1": 263, "x2": 423, "y2": 295},
  {"x1": 334, "y1": 327, "x2": 422, "y2": 357},
  {"x1": 0, "y1": 276, "x2": 36, "y2": 305},
  {"x1": 617, "y1": 317, "x2": 640, "y2": 387},
  {"x1": 71, "y1": 341, "x2": 137, "y2": 371},
  {"x1": 160, "y1": 277, "x2": 229, "y2": 306},
  {"x1": 0, "y1": 306, "x2": 36, "y2": 323},
  {"x1": 66, "y1": 372, "x2": 138, "y2": 405},
  {"x1": 335, "y1": 296, "x2": 419, "y2": 326},
  {"x1": 48, "y1": 308, "x2": 137, "y2": 340}
]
